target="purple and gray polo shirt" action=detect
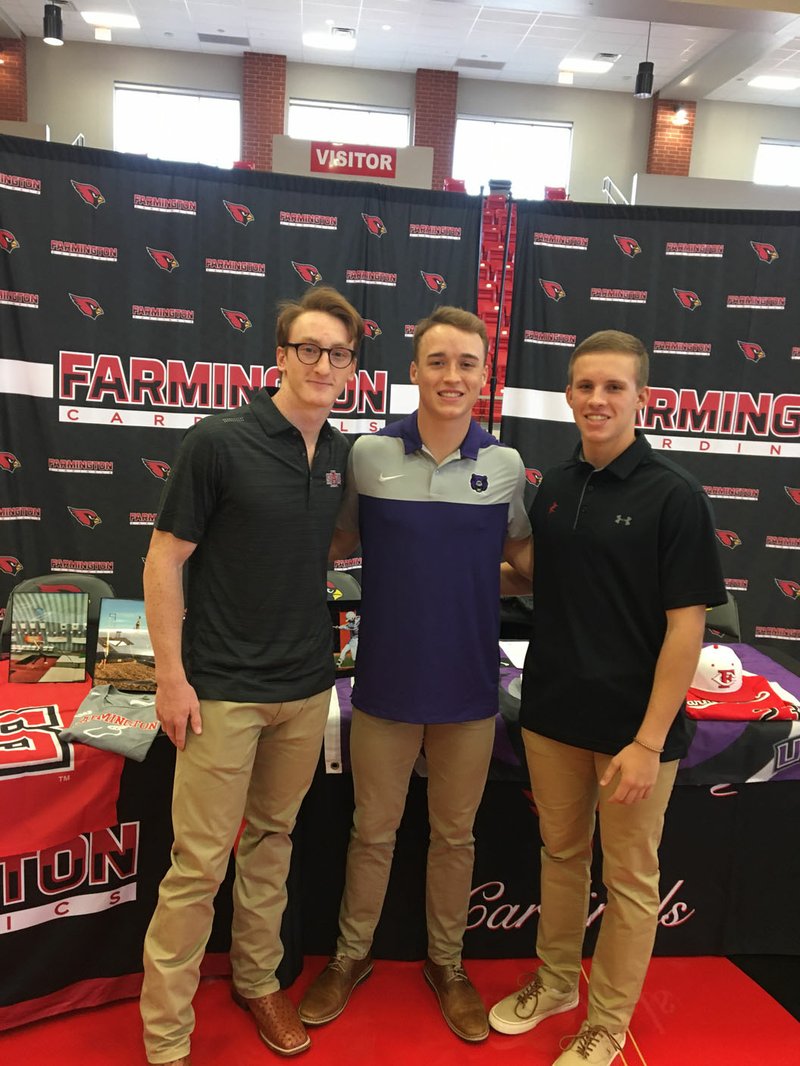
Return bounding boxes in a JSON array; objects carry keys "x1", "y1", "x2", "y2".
[{"x1": 338, "y1": 413, "x2": 530, "y2": 724}]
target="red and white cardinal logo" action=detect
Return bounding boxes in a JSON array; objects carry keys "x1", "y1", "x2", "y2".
[
  {"x1": 0, "y1": 452, "x2": 21, "y2": 472},
  {"x1": 674, "y1": 288, "x2": 701, "y2": 310},
  {"x1": 147, "y1": 247, "x2": 180, "y2": 272},
  {"x1": 221, "y1": 308, "x2": 252, "y2": 332},
  {"x1": 0, "y1": 556, "x2": 23, "y2": 574},
  {"x1": 141, "y1": 458, "x2": 171, "y2": 480},
  {"x1": 738, "y1": 341, "x2": 765, "y2": 363},
  {"x1": 775, "y1": 579, "x2": 800, "y2": 600},
  {"x1": 68, "y1": 506, "x2": 102, "y2": 529},
  {"x1": 71, "y1": 180, "x2": 105, "y2": 207},
  {"x1": 362, "y1": 213, "x2": 387, "y2": 237},
  {"x1": 525, "y1": 468, "x2": 543, "y2": 487},
  {"x1": 614, "y1": 235, "x2": 641, "y2": 258},
  {"x1": 0, "y1": 229, "x2": 19, "y2": 252},
  {"x1": 69, "y1": 293, "x2": 104, "y2": 319},
  {"x1": 750, "y1": 241, "x2": 778, "y2": 263},
  {"x1": 223, "y1": 200, "x2": 254, "y2": 226},
  {"x1": 292, "y1": 261, "x2": 322, "y2": 285},
  {"x1": 539, "y1": 279, "x2": 566, "y2": 301},
  {"x1": 363, "y1": 319, "x2": 382, "y2": 339},
  {"x1": 715, "y1": 529, "x2": 742, "y2": 549},
  {"x1": 420, "y1": 271, "x2": 447, "y2": 294},
  {"x1": 785, "y1": 487, "x2": 800, "y2": 506}
]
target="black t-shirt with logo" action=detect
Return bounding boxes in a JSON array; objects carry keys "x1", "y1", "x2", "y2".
[
  {"x1": 155, "y1": 388, "x2": 349, "y2": 702},
  {"x1": 520, "y1": 432, "x2": 726, "y2": 760}
]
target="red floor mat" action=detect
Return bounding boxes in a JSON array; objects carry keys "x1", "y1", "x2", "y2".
[{"x1": 1, "y1": 956, "x2": 797, "y2": 1065}]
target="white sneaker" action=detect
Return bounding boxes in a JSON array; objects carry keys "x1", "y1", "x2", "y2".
[
  {"x1": 488, "y1": 971, "x2": 579, "y2": 1035},
  {"x1": 553, "y1": 1022, "x2": 626, "y2": 1065}
]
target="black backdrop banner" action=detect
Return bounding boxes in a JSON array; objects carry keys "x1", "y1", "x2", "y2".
[
  {"x1": 0, "y1": 135, "x2": 481, "y2": 598},
  {"x1": 500, "y1": 200, "x2": 800, "y2": 649}
]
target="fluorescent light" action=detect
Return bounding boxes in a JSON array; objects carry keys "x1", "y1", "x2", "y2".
[
  {"x1": 558, "y1": 71, "x2": 574, "y2": 86},
  {"x1": 748, "y1": 75, "x2": 800, "y2": 91},
  {"x1": 559, "y1": 58, "x2": 613, "y2": 75},
  {"x1": 81, "y1": 12, "x2": 140, "y2": 30},
  {"x1": 94, "y1": 26, "x2": 112, "y2": 42},
  {"x1": 303, "y1": 29, "x2": 356, "y2": 52}
]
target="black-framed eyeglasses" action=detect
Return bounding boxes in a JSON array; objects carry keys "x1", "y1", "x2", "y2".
[{"x1": 285, "y1": 342, "x2": 356, "y2": 369}]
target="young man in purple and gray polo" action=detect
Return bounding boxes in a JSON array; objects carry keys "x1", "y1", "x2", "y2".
[{"x1": 299, "y1": 306, "x2": 532, "y2": 1042}]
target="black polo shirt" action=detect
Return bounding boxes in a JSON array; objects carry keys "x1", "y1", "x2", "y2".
[
  {"x1": 520, "y1": 432, "x2": 726, "y2": 760},
  {"x1": 155, "y1": 389, "x2": 349, "y2": 702}
]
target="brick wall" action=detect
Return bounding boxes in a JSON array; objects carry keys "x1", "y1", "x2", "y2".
[
  {"x1": 0, "y1": 37, "x2": 27, "y2": 122},
  {"x1": 413, "y1": 69, "x2": 458, "y2": 191},
  {"x1": 241, "y1": 52, "x2": 286, "y2": 171},
  {"x1": 647, "y1": 96, "x2": 696, "y2": 176}
]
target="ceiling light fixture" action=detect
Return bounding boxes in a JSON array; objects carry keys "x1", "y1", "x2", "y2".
[
  {"x1": 81, "y1": 12, "x2": 140, "y2": 29},
  {"x1": 558, "y1": 71, "x2": 574, "y2": 86},
  {"x1": 303, "y1": 26, "x2": 357, "y2": 52},
  {"x1": 43, "y1": 3, "x2": 64, "y2": 47},
  {"x1": 748, "y1": 74, "x2": 800, "y2": 90},
  {"x1": 634, "y1": 22, "x2": 654, "y2": 99},
  {"x1": 672, "y1": 105, "x2": 689, "y2": 126},
  {"x1": 559, "y1": 58, "x2": 613, "y2": 75}
]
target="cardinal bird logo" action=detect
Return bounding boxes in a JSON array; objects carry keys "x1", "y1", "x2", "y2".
[
  {"x1": 614, "y1": 235, "x2": 641, "y2": 258},
  {"x1": 0, "y1": 452, "x2": 21, "y2": 472},
  {"x1": 540, "y1": 279, "x2": 566, "y2": 302},
  {"x1": 69, "y1": 293, "x2": 104, "y2": 320},
  {"x1": 292, "y1": 261, "x2": 322, "y2": 285},
  {"x1": 738, "y1": 341, "x2": 765, "y2": 363},
  {"x1": 420, "y1": 271, "x2": 447, "y2": 294},
  {"x1": 223, "y1": 200, "x2": 254, "y2": 226},
  {"x1": 785, "y1": 487, "x2": 800, "y2": 506},
  {"x1": 362, "y1": 213, "x2": 387, "y2": 237},
  {"x1": 71, "y1": 180, "x2": 105, "y2": 207},
  {"x1": 775, "y1": 579, "x2": 800, "y2": 600},
  {"x1": 221, "y1": 308, "x2": 252, "y2": 332},
  {"x1": 68, "y1": 507, "x2": 102, "y2": 529},
  {"x1": 750, "y1": 241, "x2": 778, "y2": 264},
  {"x1": 0, "y1": 556, "x2": 23, "y2": 575},
  {"x1": 147, "y1": 247, "x2": 180, "y2": 272},
  {"x1": 363, "y1": 319, "x2": 382, "y2": 339},
  {"x1": 141, "y1": 458, "x2": 171, "y2": 480},
  {"x1": 525, "y1": 468, "x2": 543, "y2": 487},
  {"x1": 673, "y1": 288, "x2": 701, "y2": 310},
  {"x1": 0, "y1": 229, "x2": 19, "y2": 253},
  {"x1": 715, "y1": 529, "x2": 742, "y2": 550}
]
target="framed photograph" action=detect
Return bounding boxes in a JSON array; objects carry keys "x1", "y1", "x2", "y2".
[
  {"x1": 9, "y1": 591, "x2": 89, "y2": 683},
  {"x1": 330, "y1": 602, "x2": 360, "y2": 679},
  {"x1": 94, "y1": 598, "x2": 157, "y2": 692}
]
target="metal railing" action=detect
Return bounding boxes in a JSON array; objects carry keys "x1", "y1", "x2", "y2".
[{"x1": 601, "y1": 175, "x2": 629, "y2": 204}]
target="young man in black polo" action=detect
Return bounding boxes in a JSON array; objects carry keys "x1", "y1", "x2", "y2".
[
  {"x1": 140, "y1": 287, "x2": 363, "y2": 1066},
  {"x1": 492, "y1": 330, "x2": 725, "y2": 1065}
]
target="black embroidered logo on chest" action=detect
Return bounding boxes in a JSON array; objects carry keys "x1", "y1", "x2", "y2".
[{"x1": 470, "y1": 474, "x2": 488, "y2": 493}]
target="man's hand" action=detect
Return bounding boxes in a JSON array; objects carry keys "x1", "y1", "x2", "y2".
[
  {"x1": 600, "y1": 743, "x2": 660, "y2": 805},
  {"x1": 156, "y1": 678, "x2": 202, "y2": 750}
]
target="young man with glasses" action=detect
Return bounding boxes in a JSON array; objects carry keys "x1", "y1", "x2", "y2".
[
  {"x1": 140, "y1": 287, "x2": 363, "y2": 1066},
  {"x1": 299, "y1": 306, "x2": 532, "y2": 1043}
]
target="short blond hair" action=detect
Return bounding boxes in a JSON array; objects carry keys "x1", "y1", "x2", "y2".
[{"x1": 568, "y1": 330, "x2": 649, "y2": 388}]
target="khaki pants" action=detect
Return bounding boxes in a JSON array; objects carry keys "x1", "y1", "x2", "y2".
[
  {"x1": 523, "y1": 729, "x2": 679, "y2": 1032},
  {"x1": 336, "y1": 707, "x2": 495, "y2": 966},
  {"x1": 140, "y1": 690, "x2": 331, "y2": 1064}
]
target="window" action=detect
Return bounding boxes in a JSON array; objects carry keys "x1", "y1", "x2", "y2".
[
  {"x1": 453, "y1": 117, "x2": 572, "y2": 200},
  {"x1": 114, "y1": 84, "x2": 241, "y2": 168},
  {"x1": 753, "y1": 139, "x2": 800, "y2": 186},
  {"x1": 288, "y1": 100, "x2": 410, "y2": 147}
]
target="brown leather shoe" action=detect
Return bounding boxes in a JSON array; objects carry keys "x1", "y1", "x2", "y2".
[
  {"x1": 298, "y1": 954, "x2": 373, "y2": 1025},
  {"x1": 232, "y1": 987, "x2": 311, "y2": 1057},
  {"x1": 423, "y1": 959, "x2": 489, "y2": 1042}
]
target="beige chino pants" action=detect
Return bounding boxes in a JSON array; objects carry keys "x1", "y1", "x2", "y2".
[
  {"x1": 524, "y1": 729, "x2": 679, "y2": 1032},
  {"x1": 140, "y1": 689, "x2": 330, "y2": 1064},
  {"x1": 336, "y1": 706, "x2": 496, "y2": 966}
]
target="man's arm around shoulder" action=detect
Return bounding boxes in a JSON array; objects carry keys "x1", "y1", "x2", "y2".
[
  {"x1": 501, "y1": 535, "x2": 533, "y2": 596},
  {"x1": 144, "y1": 528, "x2": 201, "y2": 750}
]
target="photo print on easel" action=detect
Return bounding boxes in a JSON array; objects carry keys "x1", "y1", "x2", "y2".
[{"x1": 9, "y1": 591, "x2": 89, "y2": 683}]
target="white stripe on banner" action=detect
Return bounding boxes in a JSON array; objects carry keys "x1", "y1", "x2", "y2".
[
  {"x1": 0, "y1": 882, "x2": 137, "y2": 934},
  {"x1": 0, "y1": 358, "x2": 53, "y2": 397},
  {"x1": 501, "y1": 388, "x2": 800, "y2": 458},
  {"x1": 502, "y1": 387, "x2": 571, "y2": 422},
  {"x1": 390, "y1": 383, "x2": 419, "y2": 415}
]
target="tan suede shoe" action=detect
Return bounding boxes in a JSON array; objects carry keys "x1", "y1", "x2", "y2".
[
  {"x1": 298, "y1": 955, "x2": 373, "y2": 1025},
  {"x1": 423, "y1": 959, "x2": 489, "y2": 1042}
]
